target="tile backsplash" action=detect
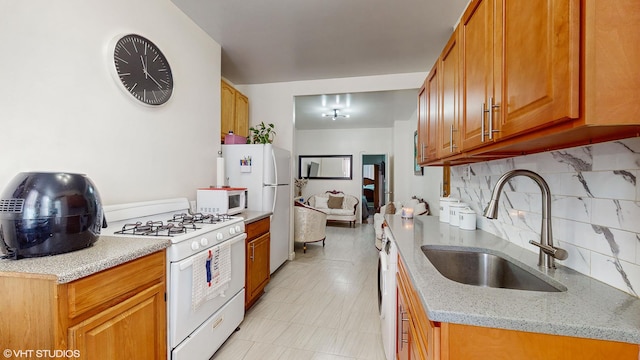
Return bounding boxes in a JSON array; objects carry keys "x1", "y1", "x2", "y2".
[{"x1": 450, "y1": 137, "x2": 640, "y2": 298}]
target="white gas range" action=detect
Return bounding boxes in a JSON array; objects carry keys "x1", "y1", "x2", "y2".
[{"x1": 103, "y1": 198, "x2": 246, "y2": 360}]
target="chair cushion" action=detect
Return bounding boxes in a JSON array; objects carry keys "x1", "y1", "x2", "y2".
[
  {"x1": 328, "y1": 209, "x2": 354, "y2": 216},
  {"x1": 315, "y1": 197, "x2": 329, "y2": 209},
  {"x1": 328, "y1": 195, "x2": 344, "y2": 209}
]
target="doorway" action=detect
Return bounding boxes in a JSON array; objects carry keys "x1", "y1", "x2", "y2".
[{"x1": 362, "y1": 154, "x2": 388, "y2": 218}]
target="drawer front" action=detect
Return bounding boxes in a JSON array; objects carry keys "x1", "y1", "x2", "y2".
[
  {"x1": 67, "y1": 251, "x2": 165, "y2": 320},
  {"x1": 246, "y1": 217, "x2": 270, "y2": 239}
]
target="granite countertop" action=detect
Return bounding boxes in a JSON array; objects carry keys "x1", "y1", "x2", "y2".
[
  {"x1": 0, "y1": 235, "x2": 170, "y2": 284},
  {"x1": 385, "y1": 214, "x2": 640, "y2": 345},
  {"x1": 237, "y1": 210, "x2": 272, "y2": 224}
]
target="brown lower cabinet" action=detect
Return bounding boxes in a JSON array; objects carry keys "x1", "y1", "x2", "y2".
[
  {"x1": 0, "y1": 251, "x2": 167, "y2": 360},
  {"x1": 396, "y1": 255, "x2": 640, "y2": 360},
  {"x1": 245, "y1": 217, "x2": 270, "y2": 309}
]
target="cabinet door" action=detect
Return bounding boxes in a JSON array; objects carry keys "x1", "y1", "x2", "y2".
[
  {"x1": 460, "y1": 0, "x2": 496, "y2": 151},
  {"x1": 234, "y1": 91, "x2": 249, "y2": 138},
  {"x1": 425, "y1": 64, "x2": 439, "y2": 162},
  {"x1": 68, "y1": 283, "x2": 166, "y2": 360},
  {"x1": 396, "y1": 286, "x2": 411, "y2": 360},
  {"x1": 497, "y1": 0, "x2": 579, "y2": 138},
  {"x1": 417, "y1": 83, "x2": 428, "y2": 165},
  {"x1": 221, "y1": 80, "x2": 236, "y2": 140},
  {"x1": 438, "y1": 29, "x2": 461, "y2": 158},
  {"x1": 246, "y1": 232, "x2": 270, "y2": 308}
]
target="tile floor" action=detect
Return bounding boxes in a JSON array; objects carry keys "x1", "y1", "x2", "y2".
[{"x1": 211, "y1": 221, "x2": 386, "y2": 360}]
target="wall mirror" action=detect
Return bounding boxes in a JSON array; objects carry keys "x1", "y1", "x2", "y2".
[{"x1": 298, "y1": 155, "x2": 353, "y2": 180}]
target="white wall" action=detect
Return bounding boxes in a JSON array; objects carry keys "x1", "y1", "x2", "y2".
[
  {"x1": 0, "y1": 0, "x2": 221, "y2": 205},
  {"x1": 392, "y1": 119, "x2": 442, "y2": 214},
  {"x1": 236, "y1": 72, "x2": 427, "y2": 153},
  {"x1": 295, "y1": 128, "x2": 394, "y2": 220}
]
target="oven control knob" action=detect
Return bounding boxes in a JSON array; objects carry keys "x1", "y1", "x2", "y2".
[
  {"x1": 216, "y1": 233, "x2": 224, "y2": 241},
  {"x1": 229, "y1": 227, "x2": 236, "y2": 235},
  {"x1": 235, "y1": 225, "x2": 242, "y2": 233},
  {"x1": 200, "y1": 238, "x2": 208, "y2": 246},
  {"x1": 191, "y1": 241, "x2": 200, "y2": 251}
]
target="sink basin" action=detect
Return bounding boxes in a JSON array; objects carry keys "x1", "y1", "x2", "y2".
[{"x1": 421, "y1": 246, "x2": 566, "y2": 292}]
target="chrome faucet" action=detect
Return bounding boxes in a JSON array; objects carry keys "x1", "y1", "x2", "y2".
[{"x1": 483, "y1": 169, "x2": 568, "y2": 269}]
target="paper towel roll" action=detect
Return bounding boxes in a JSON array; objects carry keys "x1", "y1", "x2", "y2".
[{"x1": 216, "y1": 157, "x2": 225, "y2": 187}]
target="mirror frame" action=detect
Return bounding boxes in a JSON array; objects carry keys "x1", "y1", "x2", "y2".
[{"x1": 298, "y1": 155, "x2": 353, "y2": 180}]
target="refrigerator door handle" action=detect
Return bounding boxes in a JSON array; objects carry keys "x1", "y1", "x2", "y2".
[
  {"x1": 263, "y1": 184, "x2": 278, "y2": 215},
  {"x1": 270, "y1": 149, "x2": 278, "y2": 185}
]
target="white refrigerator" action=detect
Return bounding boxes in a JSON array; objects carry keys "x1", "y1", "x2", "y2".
[{"x1": 222, "y1": 144, "x2": 291, "y2": 274}]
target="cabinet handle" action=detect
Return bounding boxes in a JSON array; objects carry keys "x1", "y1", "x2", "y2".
[
  {"x1": 489, "y1": 97, "x2": 500, "y2": 140},
  {"x1": 481, "y1": 103, "x2": 486, "y2": 143},
  {"x1": 449, "y1": 124, "x2": 458, "y2": 153},
  {"x1": 399, "y1": 308, "x2": 409, "y2": 349},
  {"x1": 250, "y1": 243, "x2": 255, "y2": 261}
]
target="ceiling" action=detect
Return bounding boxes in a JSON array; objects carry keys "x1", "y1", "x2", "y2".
[
  {"x1": 171, "y1": 0, "x2": 470, "y2": 128},
  {"x1": 294, "y1": 90, "x2": 419, "y2": 130}
]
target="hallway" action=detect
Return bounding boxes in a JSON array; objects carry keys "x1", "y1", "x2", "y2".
[{"x1": 212, "y1": 222, "x2": 386, "y2": 360}]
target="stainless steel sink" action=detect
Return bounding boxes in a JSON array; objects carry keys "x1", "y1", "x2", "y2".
[{"x1": 421, "y1": 246, "x2": 566, "y2": 292}]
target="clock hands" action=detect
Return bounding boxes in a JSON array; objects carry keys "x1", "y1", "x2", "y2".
[
  {"x1": 147, "y1": 72, "x2": 163, "y2": 90},
  {"x1": 139, "y1": 53, "x2": 165, "y2": 90}
]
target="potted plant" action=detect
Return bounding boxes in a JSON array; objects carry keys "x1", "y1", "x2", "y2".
[{"x1": 247, "y1": 122, "x2": 276, "y2": 144}]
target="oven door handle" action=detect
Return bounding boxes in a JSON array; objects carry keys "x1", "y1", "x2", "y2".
[{"x1": 178, "y1": 233, "x2": 247, "y2": 271}]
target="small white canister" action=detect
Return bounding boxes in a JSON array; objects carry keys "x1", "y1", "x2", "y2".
[
  {"x1": 439, "y1": 197, "x2": 459, "y2": 223},
  {"x1": 459, "y1": 207, "x2": 477, "y2": 230},
  {"x1": 449, "y1": 202, "x2": 468, "y2": 226}
]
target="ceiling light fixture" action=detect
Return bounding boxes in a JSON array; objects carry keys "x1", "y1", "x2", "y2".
[{"x1": 322, "y1": 109, "x2": 350, "y2": 121}]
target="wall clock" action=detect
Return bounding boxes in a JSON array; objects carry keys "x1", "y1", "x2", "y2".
[{"x1": 113, "y1": 34, "x2": 173, "y2": 105}]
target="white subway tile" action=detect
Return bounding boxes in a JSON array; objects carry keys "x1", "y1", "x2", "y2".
[
  {"x1": 591, "y1": 199, "x2": 640, "y2": 233},
  {"x1": 591, "y1": 252, "x2": 639, "y2": 297},
  {"x1": 581, "y1": 171, "x2": 637, "y2": 200}
]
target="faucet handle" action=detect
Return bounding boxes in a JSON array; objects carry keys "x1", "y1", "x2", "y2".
[{"x1": 529, "y1": 240, "x2": 569, "y2": 260}]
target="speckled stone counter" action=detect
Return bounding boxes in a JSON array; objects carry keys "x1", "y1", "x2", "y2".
[
  {"x1": 0, "y1": 236, "x2": 170, "y2": 283},
  {"x1": 386, "y1": 214, "x2": 640, "y2": 344},
  {"x1": 237, "y1": 210, "x2": 272, "y2": 224}
]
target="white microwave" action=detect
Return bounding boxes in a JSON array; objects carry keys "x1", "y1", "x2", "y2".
[{"x1": 196, "y1": 188, "x2": 247, "y2": 215}]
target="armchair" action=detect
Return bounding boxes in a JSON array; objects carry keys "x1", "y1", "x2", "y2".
[{"x1": 294, "y1": 202, "x2": 327, "y2": 253}]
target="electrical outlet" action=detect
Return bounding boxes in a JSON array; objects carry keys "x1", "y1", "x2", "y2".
[{"x1": 462, "y1": 165, "x2": 471, "y2": 180}]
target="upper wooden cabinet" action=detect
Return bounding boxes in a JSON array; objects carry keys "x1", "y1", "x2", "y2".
[
  {"x1": 221, "y1": 79, "x2": 249, "y2": 142},
  {"x1": 460, "y1": 0, "x2": 579, "y2": 151},
  {"x1": 497, "y1": 0, "x2": 579, "y2": 138},
  {"x1": 417, "y1": 83, "x2": 428, "y2": 165},
  {"x1": 438, "y1": 28, "x2": 461, "y2": 159},
  {"x1": 423, "y1": 0, "x2": 639, "y2": 165},
  {"x1": 459, "y1": 0, "x2": 496, "y2": 151},
  {"x1": 417, "y1": 65, "x2": 439, "y2": 165}
]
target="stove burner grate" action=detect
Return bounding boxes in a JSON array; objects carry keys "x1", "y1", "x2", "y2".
[{"x1": 115, "y1": 220, "x2": 200, "y2": 237}]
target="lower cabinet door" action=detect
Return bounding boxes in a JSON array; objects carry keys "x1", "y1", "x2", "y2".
[
  {"x1": 68, "y1": 283, "x2": 166, "y2": 360},
  {"x1": 396, "y1": 287, "x2": 411, "y2": 360},
  {"x1": 246, "y1": 232, "x2": 270, "y2": 308}
]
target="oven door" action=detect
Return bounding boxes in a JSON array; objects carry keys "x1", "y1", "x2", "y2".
[{"x1": 168, "y1": 233, "x2": 246, "y2": 349}]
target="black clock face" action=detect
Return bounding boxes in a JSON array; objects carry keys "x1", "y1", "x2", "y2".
[{"x1": 113, "y1": 34, "x2": 173, "y2": 105}]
